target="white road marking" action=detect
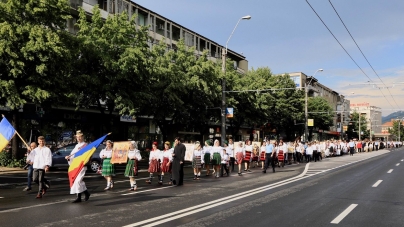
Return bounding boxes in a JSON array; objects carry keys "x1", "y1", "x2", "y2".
[
  {"x1": 121, "y1": 164, "x2": 311, "y2": 227},
  {"x1": 372, "y1": 180, "x2": 383, "y2": 187},
  {"x1": 121, "y1": 186, "x2": 174, "y2": 196},
  {"x1": 0, "y1": 197, "x2": 3, "y2": 198},
  {"x1": 401, "y1": 159, "x2": 403, "y2": 161},
  {"x1": 387, "y1": 169, "x2": 393, "y2": 173},
  {"x1": 396, "y1": 163, "x2": 400, "y2": 166},
  {"x1": 330, "y1": 204, "x2": 358, "y2": 224}
]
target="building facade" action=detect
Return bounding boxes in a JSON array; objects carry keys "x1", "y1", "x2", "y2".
[
  {"x1": 68, "y1": 0, "x2": 248, "y2": 73},
  {"x1": 350, "y1": 103, "x2": 383, "y2": 139},
  {"x1": 288, "y1": 72, "x2": 350, "y2": 140}
]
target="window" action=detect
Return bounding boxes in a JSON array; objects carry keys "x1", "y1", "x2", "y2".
[
  {"x1": 172, "y1": 26, "x2": 180, "y2": 41},
  {"x1": 137, "y1": 10, "x2": 148, "y2": 26},
  {"x1": 184, "y1": 32, "x2": 194, "y2": 47}
]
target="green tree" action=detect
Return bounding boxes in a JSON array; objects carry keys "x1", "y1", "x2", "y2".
[
  {"x1": 0, "y1": 0, "x2": 73, "y2": 157},
  {"x1": 226, "y1": 69, "x2": 304, "y2": 141},
  {"x1": 388, "y1": 120, "x2": 404, "y2": 141},
  {"x1": 70, "y1": 6, "x2": 151, "y2": 135},
  {"x1": 139, "y1": 39, "x2": 220, "y2": 141},
  {"x1": 346, "y1": 112, "x2": 367, "y2": 140},
  {"x1": 307, "y1": 96, "x2": 334, "y2": 141}
]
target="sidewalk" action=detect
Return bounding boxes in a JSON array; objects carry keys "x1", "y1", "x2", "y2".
[{"x1": 0, "y1": 167, "x2": 27, "y2": 174}]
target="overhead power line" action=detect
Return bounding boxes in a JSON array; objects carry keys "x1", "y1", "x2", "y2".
[
  {"x1": 328, "y1": 0, "x2": 401, "y2": 110},
  {"x1": 305, "y1": 0, "x2": 395, "y2": 109}
]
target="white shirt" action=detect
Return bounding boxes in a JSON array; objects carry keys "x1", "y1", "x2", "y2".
[
  {"x1": 245, "y1": 145, "x2": 253, "y2": 152},
  {"x1": 203, "y1": 146, "x2": 211, "y2": 155},
  {"x1": 33, "y1": 146, "x2": 52, "y2": 169},
  {"x1": 227, "y1": 144, "x2": 234, "y2": 157},
  {"x1": 221, "y1": 154, "x2": 229, "y2": 164},
  {"x1": 278, "y1": 144, "x2": 287, "y2": 153},
  {"x1": 100, "y1": 148, "x2": 113, "y2": 158},
  {"x1": 128, "y1": 149, "x2": 142, "y2": 160},
  {"x1": 306, "y1": 146, "x2": 313, "y2": 155},
  {"x1": 69, "y1": 142, "x2": 87, "y2": 165},
  {"x1": 193, "y1": 149, "x2": 203, "y2": 158},
  {"x1": 161, "y1": 148, "x2": 173, "y2": 162},
  {"x1": 149, "y1": 149, "x2": 162, "y2": 163},
  {"x1": 27, "y1": 150, "x2": 36, "y2": 163}
]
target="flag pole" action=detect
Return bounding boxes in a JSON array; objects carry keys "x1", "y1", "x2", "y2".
[{"x1": 2, "y1": 114, "x2": 30, "y2": 150}]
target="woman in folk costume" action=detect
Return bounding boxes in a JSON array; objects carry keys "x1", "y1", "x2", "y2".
[
  {"x1": 65, "y1": 130, "x2": 91, "y2": 203},
  {"x1": 160, "y1": 141, "x2": 174, "y2": 184},
  {"x1": 277, "y1": 140, "x2": 287, "y2": 167},
  {"x1": 125, "y1": 141, "x2": 142, "y2": 191},
  {"x1": 100, "y1": 140, "x2": 115, "y2": 190},
  {"x1": 252, "y1": 143, "x2": 260, "y2": 168},
  {"x1": 192, "y1": 141, "x2": 203, "y2": 180},
  {"x1": 235, "y1": 141, "x2": 245, "y2": 176},
  {"x1": 146, "y1": 142, "x2": 162, "y2": 184},
  {"x1": 202, "y1": 140, "x2": 212, "y2": 176},
  {"x1": 210, "y1": 139, "x2": 223, "y2": 178},
  {"x1": 259, "y1": 142, "x2": 266, "y2": 169},
  {"x1": 244, "y1": 139, "x2": 253, "y2": 172}
]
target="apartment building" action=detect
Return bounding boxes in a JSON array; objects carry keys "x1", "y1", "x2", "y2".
[
  {"x1": 350, "y1": 104, "x2": 383, "y2": 137},
  {"x1": 288, "y1": 72, "x2": 350, "y2": 139},
  {"x1": 68, "y1": 0, "x2": 248, "y2": 73}
]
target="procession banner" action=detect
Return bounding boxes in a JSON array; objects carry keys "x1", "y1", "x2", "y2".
[
  {"x1": 183, "y1": 143, "x2": 195, "y2": 162},
  {"x1": 0, "y1": 117, "x2": 16, "y2": 152},
  {"x1": 111, "y1": 141, "x2": 131, "y2": 164}
]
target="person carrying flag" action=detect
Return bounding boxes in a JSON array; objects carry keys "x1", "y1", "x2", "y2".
[{"x1": 65, "y1": 130, "x2": 91, "y2": 203}]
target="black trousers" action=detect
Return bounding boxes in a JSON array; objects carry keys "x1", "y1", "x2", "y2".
[
  {"x1": 229, "y1": 157, "x2": 235, "y2": 172},
  {"x1": 220, "y1": 164, "x2": 229, "y2": 176},
  {"x1": 33, "y1": 169, "x2": 45, "y2": 193},
  {"x1": 375, "y1": 145, "x2": 379, "y2": 151},
  {"x1": 313, "y1": 150, "x2": 318, "y2": 162},
  {"x1": 264, "y1": 154, "x2": 274, "y2": 170}
]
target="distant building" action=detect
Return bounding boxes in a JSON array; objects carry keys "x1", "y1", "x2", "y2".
[
  {"x1": 287, "y1": 72, "x2": 350, "y2": 140},
  {"x1": 350, "y1": 104, "x2": 382, "y2": 139}
]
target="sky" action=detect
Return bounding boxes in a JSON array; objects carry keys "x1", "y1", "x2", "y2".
[{"x1": 133, "y1": 0, "x2": 404, "y2": 116}]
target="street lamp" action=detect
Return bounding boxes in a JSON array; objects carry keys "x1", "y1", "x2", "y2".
[
  {"x1": 304, "y1": 69, "x2": 323, "y2": 142},
  {"x1": 221, "y1": 15, "x2": 251, "y2": 145}
]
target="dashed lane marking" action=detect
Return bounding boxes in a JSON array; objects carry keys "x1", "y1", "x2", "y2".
[
  {"x1": 372, "y1": 180, "x2": 383, "y2": 188},
  {"x1": 396, "y1": 163, "x2": 400, "y2": 166},
  {"x1": 330, "y1": 204, "x2": 358, "y2": 224},
  {"x1": 387, "y1": 169, "x2": 393, "y2": 173}
]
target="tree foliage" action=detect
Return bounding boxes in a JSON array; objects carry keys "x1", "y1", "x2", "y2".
[
  {"x1": 346, "y1": 112, "x2": 368, "y2": 140},
  {"x1": 388, "y1": 120, "x2": 404, "y2": 141},
  {"x1": 0, "y1": 0, "x2": 72, "y2": 109}
]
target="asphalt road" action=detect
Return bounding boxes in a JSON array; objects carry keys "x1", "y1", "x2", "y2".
[{"x1": 0, "y1": 148, "x2": 403, "y2": 227}]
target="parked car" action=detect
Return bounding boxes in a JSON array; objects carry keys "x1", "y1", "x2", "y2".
[{"x1": 51, "y1": 143, "x2": 105, "y2": 172}]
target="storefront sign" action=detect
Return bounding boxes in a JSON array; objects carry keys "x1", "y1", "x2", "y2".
[{"x1": 120, "y1": 115, "x2": 136, "y2": 123}]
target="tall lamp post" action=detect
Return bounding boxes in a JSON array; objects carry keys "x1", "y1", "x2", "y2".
[
  {"x1": 221, "y1": 15, "x2": 251, "y2": 145},
  {"x1": 304, "y1": 69, "x2": 323, "y2": 142}
]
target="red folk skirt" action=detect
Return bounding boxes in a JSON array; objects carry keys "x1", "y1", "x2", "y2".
[
  {"x1": 260, "y1": 152, "x2": 265, "y2": 161},
  {"x1": 278, "y1": 151, "x2": 284, "y2": 162},
  {"x1": 236, "y1": 152, "x2": 244, "y2": 164},
  {"x1": 244, "y1": 151, "x2": 252, "y2": 162},
  {"x1": 160, "y1": 157, "x2": 171, "y2": 173},
  {"x1": 148, "y1": 159, "x2": 160, "y2": 173}
]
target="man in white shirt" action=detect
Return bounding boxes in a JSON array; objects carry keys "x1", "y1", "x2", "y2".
[
  {"x1": 227, "y1": 139, "x2": 235, "y2": 172},
  {"x1": 32, "y1": 136, "x2": 52, "y2": 199}
]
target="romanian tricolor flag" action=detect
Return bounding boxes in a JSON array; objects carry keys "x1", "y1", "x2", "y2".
[
  {"x1": 0, "y1": 117, "x2": 16, "y2": 152},
  {"x1": 68, "y1": 134, "x2": 108, "y2": 187}
]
